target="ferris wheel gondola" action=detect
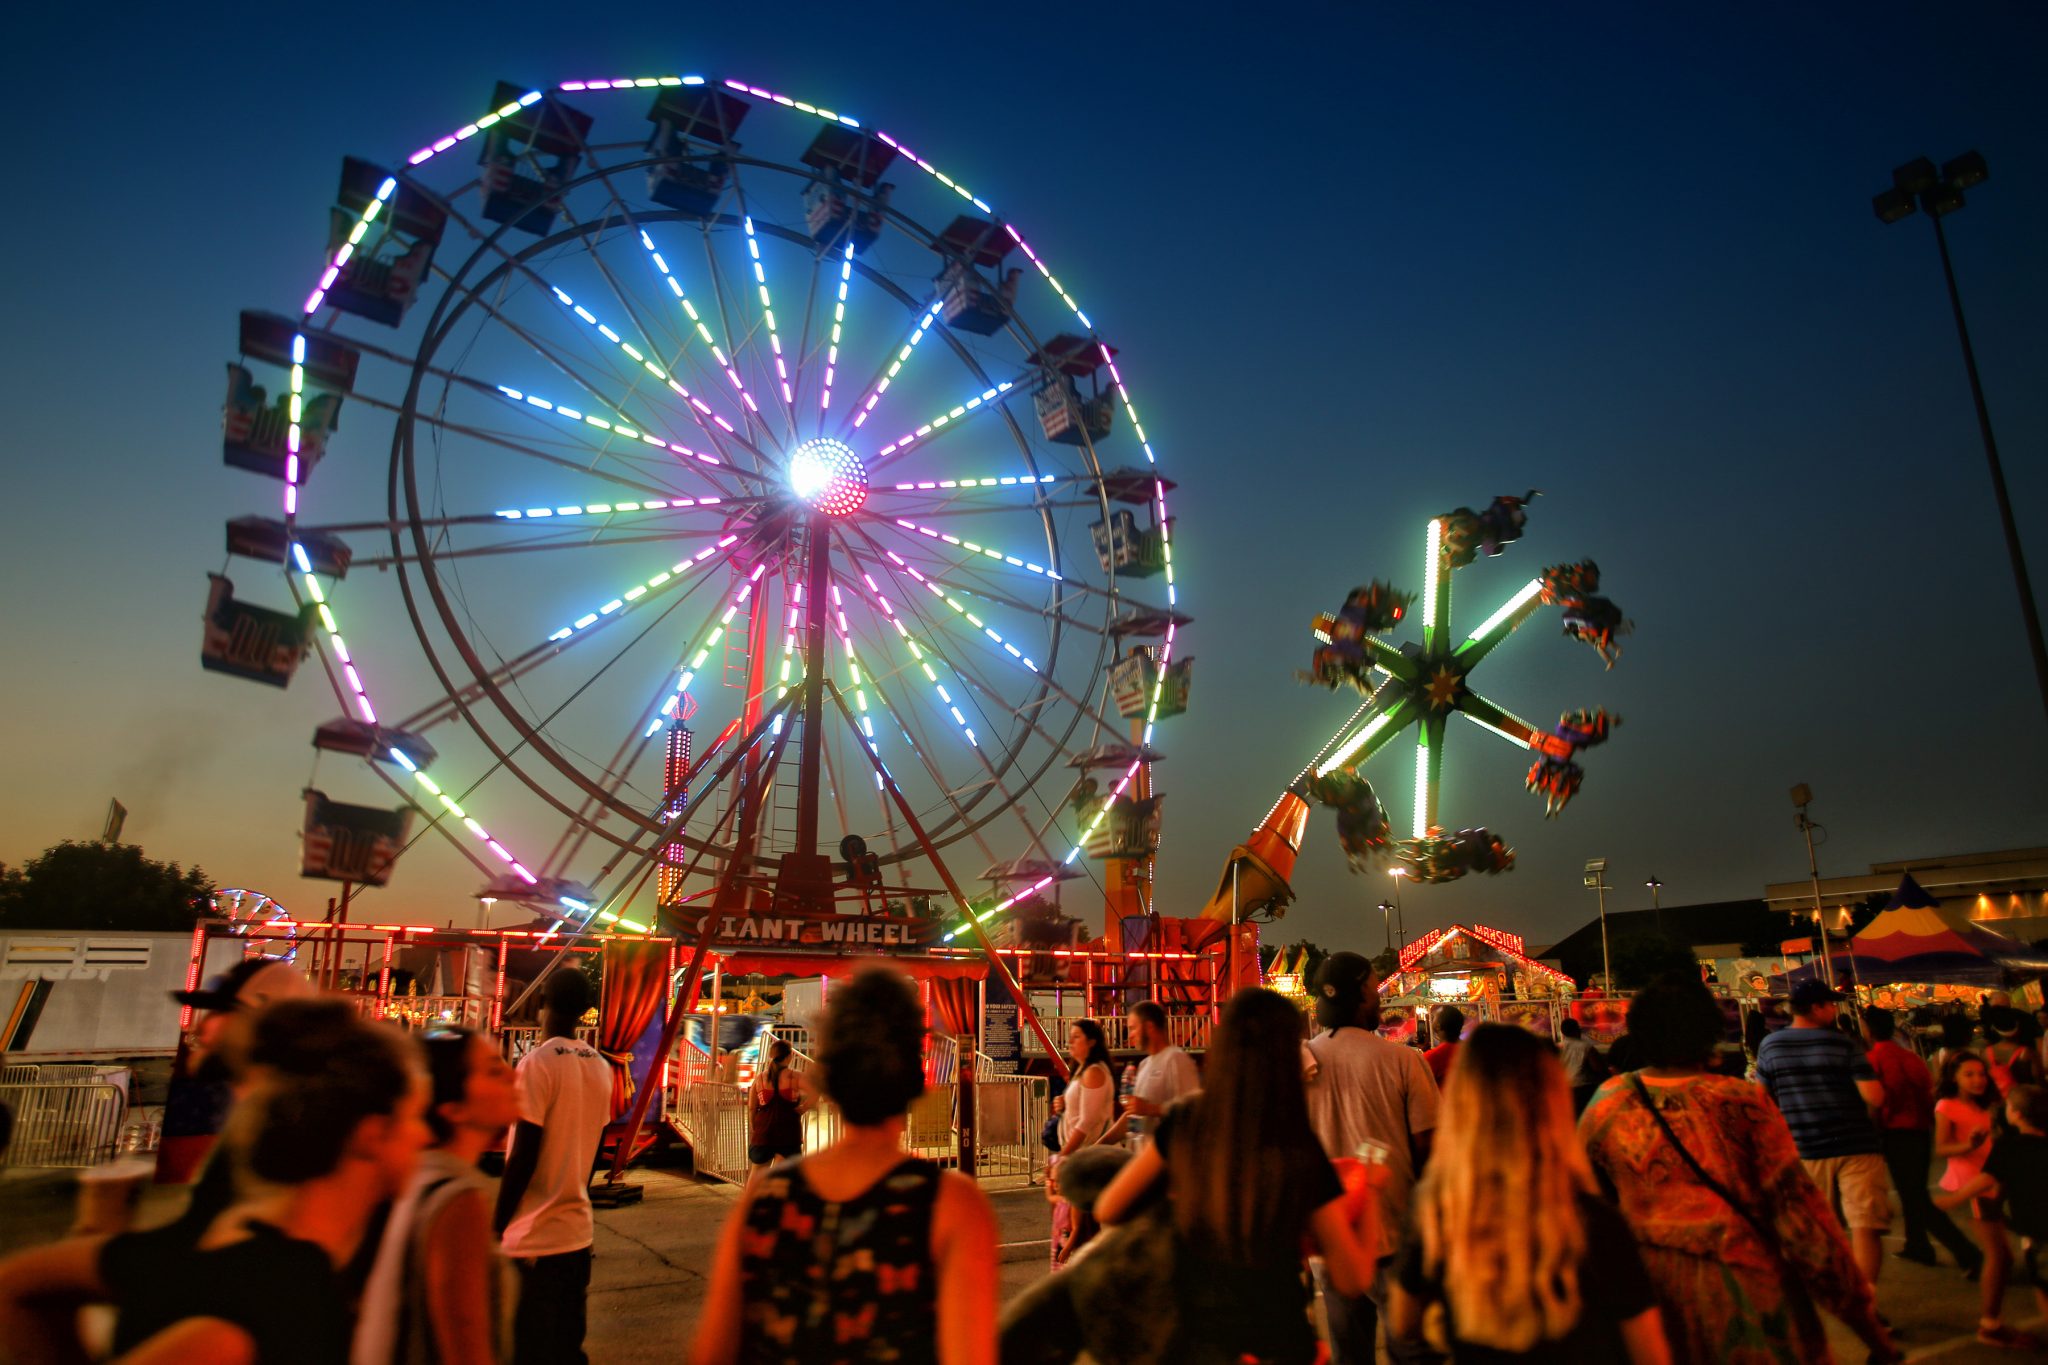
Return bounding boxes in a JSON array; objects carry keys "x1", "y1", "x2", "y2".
[{"x1": 209, "y1": 72, "x2": 1191, "y2": 934}]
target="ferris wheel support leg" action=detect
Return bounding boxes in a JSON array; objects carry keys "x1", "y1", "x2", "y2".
[
  {"x1": 821, "y1": 681, "x2": 1072, "y2": 1083},
  {"x1": 604, "y1": 693, "x2": 803, "y2": 1183}
]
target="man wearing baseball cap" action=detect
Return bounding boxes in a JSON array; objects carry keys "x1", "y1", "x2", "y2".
[
  {"x1": 155, "y1": 957, "x2": 310, "y2": 1185},
  {"x1": 1755, "y1": 980, "x2": 1890, "y2": 1288}
]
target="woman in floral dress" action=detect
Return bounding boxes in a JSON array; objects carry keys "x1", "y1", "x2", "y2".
[{"x1": 1580, "y1": 973, "x2": 1898, "y2": 1365}]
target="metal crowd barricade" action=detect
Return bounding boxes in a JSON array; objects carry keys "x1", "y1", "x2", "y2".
[{"x1": 0, "y1": 1081, "x2": 129, "y2": 1168}]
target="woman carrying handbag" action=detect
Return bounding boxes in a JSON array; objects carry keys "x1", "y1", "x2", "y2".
[{"x1": 1580, "y1": 973, "x2": 1900, "y2": 1365}]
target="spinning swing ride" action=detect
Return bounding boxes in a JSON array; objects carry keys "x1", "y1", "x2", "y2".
[{"x1": 203, "y1": 73, "x2": 1190, "y2": 946}]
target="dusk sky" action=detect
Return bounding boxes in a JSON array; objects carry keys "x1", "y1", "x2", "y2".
[{"x1": 3, "y1": 3, "x2": 2044, "y2": 955}]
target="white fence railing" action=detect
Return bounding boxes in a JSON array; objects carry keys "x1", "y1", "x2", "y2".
[
  {"x1": 668, "y1": 1033, "x2": 1049, "y2": 1189},
  {"x1": 0, "y1": 1081, "x2": 129, "y2": 1168}
]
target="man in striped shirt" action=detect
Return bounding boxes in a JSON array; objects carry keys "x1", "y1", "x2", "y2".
[{"x1": 1755, "y1": 980, "x2": 1889, "y2": 1287}]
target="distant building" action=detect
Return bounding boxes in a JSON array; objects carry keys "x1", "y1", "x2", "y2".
[
  {"x1": 1764, "y1": 847, "x2": 2048, "y2": 947},
  {"x1": 1538, "y1": 899, "x2": 1786, "y2": 990}
]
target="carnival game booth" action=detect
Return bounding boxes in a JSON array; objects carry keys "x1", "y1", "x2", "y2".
[
  {"x1": 1380, "y1": 923, "x2": 1578, "y2": 1042},
  {"x1": 1785, "y1": 874, "x2": 2048, "y2": 1009}
]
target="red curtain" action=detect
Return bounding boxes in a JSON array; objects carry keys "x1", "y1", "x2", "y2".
[
  {"x1": 598, "y1": 940, "x2": 668, "y2": 1119},
  {"x1": 929, "y1": 976, "x2": 977, "y2": 1040}
]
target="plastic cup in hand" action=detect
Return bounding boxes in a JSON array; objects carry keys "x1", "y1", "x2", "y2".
[
  {"x1": 1353, "y1": 1138, "x2": 1391, "y2": 1166},
  {"x1": 72, "y1": 1158, "x2": 154, "y2": 1236}
]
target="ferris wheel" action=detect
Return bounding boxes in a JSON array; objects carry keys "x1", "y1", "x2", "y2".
[{"x1": 207, "y1": 74, "x2": 1189, "y2": 932}]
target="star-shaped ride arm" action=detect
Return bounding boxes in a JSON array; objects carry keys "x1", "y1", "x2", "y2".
[
  {"x1": 1414, "y1": 711, "x2": 1446, "y2": 836},
  {"x1": 1420, "y1": 518, "x2": 1453, "y2": 655},
  {"x1": 1314, "y1": 686, "x2": 1418, "y2": 778},
  {"x1": 1452, "y1": 577, "x2": 1544, "y2": 673},
  {"x1": 1455, "y1": 692, "x2": 1540, "y2": 751}
]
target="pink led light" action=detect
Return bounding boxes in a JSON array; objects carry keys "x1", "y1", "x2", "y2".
[{"x1": 871, "y1": 384, "x2": 1013, "y2": 463}]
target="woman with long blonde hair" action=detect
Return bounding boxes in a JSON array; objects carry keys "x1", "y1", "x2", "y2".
[{"x1": 1391, "y1": 1023, "x2": 1670, "y2": 1363}]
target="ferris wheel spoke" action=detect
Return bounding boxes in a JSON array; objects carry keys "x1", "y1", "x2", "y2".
[
  {"x1": 1451, "y1": 577, "x2": 1545, "y2": 671},
  {"x1": 816, "y1": 242, "x2": 856, "y2": 422},
  {"x1": 877, "y1": 470, "x2": 1059, "y2": 495},
  {"x1": 857, "y1": 539, "x2": 1118, "y2": 643},
  {"x1": 486, "y1": 492, "x2": 765, "y2": 523},
  {"x1": 844, "y1": 300, "x2": 942, "y2": 435},
  {"x1": 535, "y1": 279, "x2": 766, "y2": 464},
  {"x1": 875, "y1": 515, "x2": 1064, "y2": 586},
  {"x1": 632, "y1": 223, "x2": 766, "y2": 427},
  {"x1": 867, "y1": 381, "x2": 1021, "y2": 474},
  {"x1": 848, "y1": 665, "x2": 1004, "y2": 870},
  {"x1": 858, "y1": 545, "x2": 1127, "y2": 741},
  {"x1": 352, "y1": 525, "x2": 728, "y2": 571},
  {"x1": 735, "y1": 210, "x2": 797, "y2": 427},
  {"x1": 351, "y1": 384, "x2": 707, "y2": 502}
]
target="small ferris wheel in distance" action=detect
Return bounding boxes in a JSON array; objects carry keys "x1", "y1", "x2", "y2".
[{"x1": 204, "y1": 73, "x2": 1190, "y2": 932}]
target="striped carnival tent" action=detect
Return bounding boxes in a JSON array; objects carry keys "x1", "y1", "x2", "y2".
[{"x1": 1789, "y1": 874, "x2": 2048, "y2": 988}]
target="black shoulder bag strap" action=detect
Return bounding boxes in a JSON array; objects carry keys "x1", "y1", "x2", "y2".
[{"x1": 1629, "y1": 1074, "x2": 1775, "y2": 1248}]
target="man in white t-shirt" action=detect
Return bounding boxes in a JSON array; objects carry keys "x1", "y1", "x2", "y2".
[
  {"x1": 1103, "y1": 1000, "x2": 1201, "y2": 1149},
  {"x1": 496, "y1": 967, "x2": 612, "y2": 1365},
  {"x1": 1305, "y1": 952, "x2": 1441, "y2": 1365}
]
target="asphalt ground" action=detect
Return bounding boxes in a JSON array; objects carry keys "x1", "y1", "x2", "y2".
[{"x1": 3, "y1": 1166, "x2": 2041, "y2": 1361}]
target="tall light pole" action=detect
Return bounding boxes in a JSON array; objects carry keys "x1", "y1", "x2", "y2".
[
  {"x1": 1791, "y1": 783, "x2": 1836, "y2": 988},
  {"x1": 1387, "y1": 868, "x2": 1407, "y2": 954},
  {"x1": 1377, "y1": 900, "x2": 1396, "y2": 955},
  {"x1": 1644, "y1": 877, "x2": 1664, "y2": 936},
  {"x1": 1874, "y1": 153, "x2": 2048, "y2": 724},
  {"x1": 1584, "y1": 858, "x2": 1610, "y2": 992}
]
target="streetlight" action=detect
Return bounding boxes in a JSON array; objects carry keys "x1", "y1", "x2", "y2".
[
  {"x1": 1387, "y1": 867, "x2": 1407, "y2": 953},
  {"x1": 1873, "y1": 152, "x2": 2048, "y2": 724},
  {"x1": 1377, "y1": 900, "x2": 1396, "y2": 954},
  {"x1": 1584, "y1": 858, "x2": 1610, "y2": 992},
  {"x1": 1790, "y1": 784, "x2": 1835, "y2": 988},
  {"x1": 1644, "y1": 876, "x2": 1664, "y2": 935}
]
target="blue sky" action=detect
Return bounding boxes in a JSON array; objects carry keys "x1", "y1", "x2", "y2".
[{"x1": 2, "y1": 1, "x2": 2043, "y2": 953}]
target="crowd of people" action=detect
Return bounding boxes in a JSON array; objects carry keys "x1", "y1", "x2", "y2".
[{"x1": 1, "y1": 950, "x2": 2045, "y2": 1365}]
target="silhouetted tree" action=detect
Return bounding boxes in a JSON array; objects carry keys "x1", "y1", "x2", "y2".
[{"x1": 0, "y1": 841, "x2": 214, "y2": 933}]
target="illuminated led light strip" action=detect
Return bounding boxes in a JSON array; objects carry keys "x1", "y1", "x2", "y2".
[
  {"x1": 545, "y1": 284, "x2": 737, "y2": 436},
  {"x1": 1422, "y1": 519, "x2": 1443, "y2": 635},
  {"x1": 889, "y1": 473, "x2": 1055, "y2": 491},
  {"x1": 283, "y1": 335, "x2": 308, "y2": 517},
  {"x1": 852, "y1": 303, "x2": 941, "y2": 429},
  {"x1": 1067, "y1": 760, "x2": 1146, "y2": 867},
  {"x1": 870, "y1": 132, "x2": 990, "y2": 213},
  {"x1": 873, "y1": 383, "x2": 1014, "y2": 459},
  {"x1": 555, "y1": 893, "x2": 646, "y2": 934},
  {"x1": 741, "y1": 217, "x2": 793, "y2": 405},
  {"x1": 291, "y1": 554, "x2": 376, "y2": 724},
  {"x1": 560, "y1": 75, "x2": 692, "y2": 91},
  {"x1": 635, "y1": 229, "x2": 757, "y2": 412},
  {"x1": 545, "y1": 533, "x2": 739, "y2": 641},
  {"x1": 304, "y1": 177, "x2": 399, "y2": 316},
  {"x1": 942, "y1": 874, "x2": 1053, "y2": 942},
  {"x1": 387, "y1": 746, "x2": 540, "y2": 888},
  {"x1": 849, "y1": 570, "x2": 978, "y2": 749},
  {"x1": 492, "y1": 385, "x2": 722, "y2": 466},
  {"x1": 643, "y1": 567, "x2": 767, "y2": 737},
  {"x1": 775, "y1": 583, "x2": 803, "y2": 704},
  {"x1": 406, "y1": 89, "x2": 545, "y2": 166},
  {"x1": 820, "y1": 242, "x2": 855, "y2": 412},
  {"x1": 891, "y1": 518, "x2": 1061, "y2": 580},
  {"x1": 825, "y1": 583, "x2": 880, "y2": 755},
  {"x1": 1315, "y1": 712, "x2": 1396, "y2": 778},
  {"x1": 495, "y1": 495, "x2": 724, "y2": 519},
  {"x1": 880, "y1": 551, "x2": 1037, "y2": 671},
  {"x1": 719, "y1": 79, "x2": 860, "y2": 128},
  {"x1": 1413, "y1": 728, "x2": 1432, "y2": 839},
  {"x1": 1464, "y1": 578, "x2": 1544, "y2": 643}
]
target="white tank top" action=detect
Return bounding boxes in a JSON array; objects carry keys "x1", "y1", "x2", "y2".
[{"x1": 1061, "y1": 1061, "x2": 1113, "y2": 1146}]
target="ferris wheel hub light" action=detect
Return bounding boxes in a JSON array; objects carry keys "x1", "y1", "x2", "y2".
[{"x1": 787, "y1": 437, "x2": 869, "y2": 516}]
